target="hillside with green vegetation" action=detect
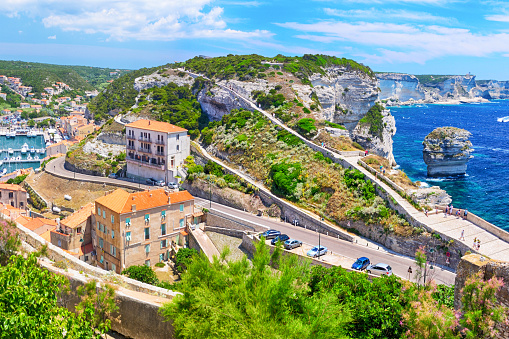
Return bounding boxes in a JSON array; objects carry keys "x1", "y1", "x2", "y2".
[
  {"x1": 198, "y1": 109, "x2": 411, "y2": 235},
  {"x1": 133, "y1": 81, "x2": 209, "y2": 138},
  {"x1": 0, "y1": 60, "x2": 127, "y2": 94},
  {"x1": 414, "y1": 74, "x2": 456, "y2": 86},
  {"x1": 88, "y1": 65, "x2": 169, "y2": 121}
]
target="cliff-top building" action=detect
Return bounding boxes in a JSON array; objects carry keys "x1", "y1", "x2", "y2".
[
  {"x1": 0, "y1": 183, "x2": 28, "y2": 209},
  {"x1": 125, "y1": 119, "x2": 190, "y2": 184},
  {"x1": 93, "y1": 188, "x2": 196, "y2": 273}
]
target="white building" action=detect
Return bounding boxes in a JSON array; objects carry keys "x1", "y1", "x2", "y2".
[{"x1": 125, "y1": 119, "x2": 190, "y2": 184}]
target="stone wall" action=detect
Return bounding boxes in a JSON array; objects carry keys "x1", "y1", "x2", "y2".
[
  {"x1": 455, "y1": 254, "x2": 509, "y2": 338},
  {"x1": 203, "y1": 226, "x2": 247, "y2": 238},
  {"x1": 97, "y1": 131, "x2": 126, "y2": 145},
  {"x1": 64, "y1": 159, "x2": 106, "y2": 177},
  {"x1": 205, "y1": 210, "x2": 269, "y2": 232}
]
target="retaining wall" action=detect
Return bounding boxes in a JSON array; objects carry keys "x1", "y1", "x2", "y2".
[
  {"x1": 203, "y1": 225, "x2": 247, "y2": 238},
  {"x1": 205, "y1": 209, "x2": 269, "y2": 232}
]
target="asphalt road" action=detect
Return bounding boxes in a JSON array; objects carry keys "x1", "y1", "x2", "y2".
[{"x1": 196, "y1": 197, "x2": 456, "y2": 286}]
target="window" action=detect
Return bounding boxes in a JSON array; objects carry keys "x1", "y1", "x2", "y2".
[
  {"x1": 126, "y1": 231, "x2": 131, "y2": 241},
  {"x1": 84, "y1": 255, "x2": 88, "y2": 262},
  {"x1": 99, "y1": 237, "x2": 103, "y2": 249},
  {"x1": 126, "y1": 217, "x2": 131, "y2": 226},
  {"x1": 161, "y1": 223, "x2": 166, "y2": 236},
  {"x1": 111, "y1": 230, "x2": 114, "y2": 239},
  {"x1": 180, "y1": 204, "x2": 184, "y2": 212},
  {"x1": 96, "y1": 221, "x2": 100, "y2": 230},
  {"x1": 145, "y1": 259, "x2": 150, "y2": 267},
  {"x1": 144, "y1": 227, "x2": 150, "y2": 240},
  {"x1": 100, "y1": 224, "x2": 104, "y2": 232},
  {"x1": 145, "y1": 214, "x2": 150, "y2": 223},
  {"x1": 111, "y1": 245, "x2": 116, "y2": 257},
  {"x1": 179, "y1": 218, "x2": 184, "y2": 228},
  {"x1": 76, "y1": 227, "x2": 82, "y2": 234},
  {"x1": 161, "y1": 210, "x2": 166, "y2": 219},
  {"x1": 145, "y1": 244, "x2": 150, "y2": 254},
  {"x1": 104, "y1": 226, "x2": 108, "y2": 235},
  {"x1": 100, "y1": 256, "x2": 104, "y2": 264},
  {"x1": 98, "y1": 207, "x2": 101, "y2": 215},
  {"x1": 177, "y1": 134, "x2": 180, "y2": 141},
  {"x1": 160, "y1": 239, "x2": 167, "y2": 249},
  {"x1": 177, "y1": 145, "x2": 179, "y2": 151},
  {"x1": 159, "y1": 253, "x2": 164, "y2": 262},
  {"x1": 103, "y1": 210, "x2": 106, "y2": 219},
  {"x1": 111, "y1": 215, "x2": 114, "y2": 223},
  {"x1": 111, "y1": 263, "x2": 116, "y2": 273}
]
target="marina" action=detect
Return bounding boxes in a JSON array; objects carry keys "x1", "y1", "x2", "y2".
[{"x1": 0, "y1": 133, "x2": 46, "y2": 174}]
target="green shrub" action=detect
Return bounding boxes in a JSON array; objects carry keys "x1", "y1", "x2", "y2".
[
  {"x1": 359, "y1": 103, "x2": 385, "y2": 141},
  {"x1": 121, "y1": 265, "x2": 159, "y2": 285},
  {"x1": 277, "y1": 130, "x2": 303, "y2": 146},
  {"x1": 269, "y1": 162, "x2": 304, "y2": 201},
  {"x1": 175, "y1": 248, "x2": 198, "y2": 272},
  {"x1": 155, "y1": 262, "x2": 165, "y2": 268},
  {"x1": 296, "y1": 118, "x2": 316, "y2": 136},
  {"x1": 204, "y1": 160, "x2": 224, "y2": 177}
]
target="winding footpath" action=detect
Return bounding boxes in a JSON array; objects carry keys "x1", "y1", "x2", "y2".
[{"x1": 181, "y1": 68, "x2": 509, "y2": 261}]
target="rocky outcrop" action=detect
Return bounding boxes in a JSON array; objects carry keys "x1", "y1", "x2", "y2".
[
  {"x1": 423, "y1": 127, "x2": 473, "y2": 177},
  {"x1": 378, "y1": 73, "x2": 426, "y2": 102},
  {"x1": 477, "y1": 80, "x2": 509, "y2": 99},
  {"x1": 134, "y1": 72, "x2": 194, "y2": 92},
  {"x1": 310, "y1": 67, "x2": 379, "y2": 131},
  {"x1": 352, "y1": 107, "x2": 396, "y2": 165}
]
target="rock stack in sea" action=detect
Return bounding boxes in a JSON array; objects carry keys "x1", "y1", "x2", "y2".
[{"x1": 422, "y1": 127, "x2": 473, "y2": 177}]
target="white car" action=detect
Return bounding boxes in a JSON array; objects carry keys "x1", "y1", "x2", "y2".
[
  {"x1": 167, "y1": 182, "x2": 179, "y2": 189},
  {"x1": 366, "y1": 263, "x2": 393, "y2": 277}
]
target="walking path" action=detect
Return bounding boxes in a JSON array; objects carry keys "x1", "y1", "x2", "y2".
[
  {"x1": 181, "y1": 68, "x2": 509, "y2": 261},
  {"x1": 189, "y1": 227, "x2": 220, "y2": 262}
]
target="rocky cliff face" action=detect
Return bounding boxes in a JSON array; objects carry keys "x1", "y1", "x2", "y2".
[
  {"x1": 378, "y1": 73, "x2": 490, "y2": 105},
  {"x1": 477, "y1": 80, "x2": 509, "y2": 99},
  {"x1": 423, "y1": 127, "x2": 473, "y2": 177},
  {"x1": 310, "y1": 67, "x2": 379, "y2": 131},
  {"x1": 352, "y1": 107, "x2": 396, "y2": 165}
]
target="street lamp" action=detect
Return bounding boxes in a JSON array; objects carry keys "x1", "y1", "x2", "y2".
[
  {"x1": 319, "y1": 217, "x2": 323, "y2": 258},
  {"x1": 209, "y1": 177, "x2": 212, "y2": 208}
]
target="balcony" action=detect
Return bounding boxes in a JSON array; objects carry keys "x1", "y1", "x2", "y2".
[
  {"x1": 127, "y1": 157, "x2": 165, "y2": 170},
  {"x1": 155, "y1": 139, "x2": 165, "y2": 145},
  {"x1": 138, "y1": 136, "x2": 152, "y2": 143},
  {"x1": 127, "y1": 134, "x2": 135, "y2": 140},
  {"x1": 155, "y1": 151, "x2": 165, "y2": 156},
  {"x1": 127, "y1": 145, "x2": 135, "y2": 150},
  {"x1": 138, "y1": 147, "x2": 152, "y2": 154}
]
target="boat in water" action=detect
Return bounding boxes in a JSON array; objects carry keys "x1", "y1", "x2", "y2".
[
  {"x1": 27, "y1": 130, "x2": 37, "y2": 137},
  {"x1": 15, "y1": 156, "x2": 21, "y2": 161},
  {"x1": 34, "y1": 156, "x2": 39, "y2": 160},
  {"x1": 5, "y1": 131, "x2": 15, "y2": 138},
  {"x1": 497, "y1": 116, "x2": 509, "y2": 123},
  {"x1": 27, "y1": 155, "x2": 32, "y2": 161},
  {"x1": 30, "y1": 146, "x2": 35, "y2": 153},
  {"x1": 8, "y1": 148, "x2": 13, "y2": 154},
  {"x1": 10, "y1": 157, "x2": 15, "y2": 161},
  {"x1": 21, "y1": 143, "x2": 28, "y2": 154},
  {"x1": 1, "y1": 168, "x2": 6, "y2": 175}
]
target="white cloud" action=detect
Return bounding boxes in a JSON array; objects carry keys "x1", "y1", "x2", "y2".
[
  {"x1": 0, "y1": 0, "x2": 271, "y2": 41},
  {"x1": 324, "y1": 8, "x2": 456, "y2": 24},
  {"x1": 315, "y1": 0, "x2": 456, "y2": 4},
  {"x1": 48, "y1": 35, "x2": 56, "y2": 39},
  {"x1": 277, "y1": 20, "x2": 509, "y2": 64},
  {"x1": 485, "y1": 14, "x2": 509, "y2": 22}
]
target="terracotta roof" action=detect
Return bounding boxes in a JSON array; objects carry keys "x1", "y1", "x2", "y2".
[
  {"x1": 0, "y1": 183, "x2": 27, "y2": 192},
  {"x1": 24, "y1": 218, "x2": 58, "y2": 232},
  {"x1": 40, "y1": 229, "x2": 54, "y2": 242},
  {"x1": 95, "y1": 188, "x2": 194, "y2": 214},
  {"x1": 126, "y1": 119, "x2": 187, "y2": 134},
  {"x1": 81, "y1": 243, "x2": 94, "y2": 255},
  {"x1": 15, "y1": 215, "x2": 33, "y2": 226},
  {"x1": 61, "y1": 203, "x2": 94, "y2": 229}
]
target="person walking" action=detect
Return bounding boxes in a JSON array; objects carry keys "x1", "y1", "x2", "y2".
[
  {"x1": 477, "y1": 239, "x2": 481, "y2": 251},
  {"x1": 460, "y1": 229, "x2": 465, "y2": 240},
  {"x1": 424, "y1": 208, "x2": 428, "y2": 217},
  {"x1": 473, "y1": 237, "x2": 477, "y2": 249},
  {"x1": 463, "y1": 209, "x2": 468, "y2": 220},
  {"x1": 456, "y1": 209, "x2": 461, "y2": 218},
  {"x1": 445, "y1": 206, "x2": 449, "y2": 216}
]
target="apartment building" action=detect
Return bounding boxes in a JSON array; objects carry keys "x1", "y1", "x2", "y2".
[
  {"x1": 93, "y1": 188, "x2": 196, "y2": 273},
  {"x1": 0, "y1": 183, "x2": 28, "y2": 209},
  {"x1": 125, "y1": 119, "x2": 190, "y2": 184},
  {"x1": 50, "y1": 203, "x2": 94, "y2": 257}
]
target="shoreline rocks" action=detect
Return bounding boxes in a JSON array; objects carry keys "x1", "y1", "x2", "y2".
[{"x1": 422, "y1": 127, "x2": 473, "y2": 177}]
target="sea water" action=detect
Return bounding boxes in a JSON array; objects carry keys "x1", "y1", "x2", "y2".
[
  {"x1": 0, "y1": 135, "x2": 46, "y2": 173},
  {"x1": 390, "y1": 100, "x2": 509, "y2": 231}
]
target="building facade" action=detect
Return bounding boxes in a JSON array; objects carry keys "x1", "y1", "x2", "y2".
[
  {"x1": 0, "y1": 183, "x2": 28, "y2": 209},
  {"x1": 125, "y1": 119, "x2": 190, "y2": 184},
  {"x1": 93, "y1": 188, "x2": 195, "y2": 274}
]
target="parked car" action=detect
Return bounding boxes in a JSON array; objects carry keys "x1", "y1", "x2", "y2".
[
  {"x1": 351, "y1": 257, "x2": 370, "y2": 271},
  {"x1": 108, "y1": 173, "x2": 118, "y2": 179},
  {"x1": 284, "y1": 239, "x2": 302, "y2": 250},
  {"x1": 307, "y1": 246, "x2": 328, "y2": 258},
  {"x1": 271, "y1": 234, "x2": 290, "y2": 245},
  {"x1": 168, "y1": 182, "x2": 179, "y2": 189},
  {"x1": 146, "y1": 178, "x2": 165, "y2": 186},
  {"x1": 260, "y1": 229, "x2": 281, "y2": 239},
  {"x1": 366, "y1": 263, "x2": 393, "y2": 276}
]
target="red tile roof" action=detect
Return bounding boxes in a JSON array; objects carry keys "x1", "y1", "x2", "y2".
[
  {"x1": 61, "y1": 203, "x2": 94, "y2": 229},
  {"x1": 126, "y1": 119, "x2": 187, "y2": 134},
  {"x1": 95, "y1": 188, "x2": 194, "y2": 214},
  {"x1": 0, "y1": 183, "x2": 27, "y2": 192}
]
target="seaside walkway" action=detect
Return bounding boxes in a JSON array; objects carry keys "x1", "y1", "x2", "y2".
[{"x1": 179, "y1": 68, "x2": 509, "y2": 261}]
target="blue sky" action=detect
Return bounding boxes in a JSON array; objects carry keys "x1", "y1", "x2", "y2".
[{"x1": 1, "y1": 0, "x2": 509, "y2": 79}]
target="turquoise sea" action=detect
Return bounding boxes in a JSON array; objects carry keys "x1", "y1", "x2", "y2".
[
  {"x1": 390, "y1": 100, "x2": 509, "y2": 231},
  {"x1": 0, "y1": 135, "x2": 46, "y2": 174}
]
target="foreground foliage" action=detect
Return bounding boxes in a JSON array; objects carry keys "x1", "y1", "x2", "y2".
[{"x1": 121, "y1": 264, "x2": 159, "y2": 285}]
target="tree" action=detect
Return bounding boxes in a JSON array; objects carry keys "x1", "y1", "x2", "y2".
[
  {"x1": 121, "y1": 264, "x2": 159, "y2": 285},
  {"x1": 160, "y1": 241, "x2": 351, "y2": 338},
  {"x1": 414, "y1": 246, "x2": 437, "y2": 287},
  {"x1": 174, "y1": 247, "x2": 198, "y2": 272},
  {"x1": 27, "y1": 119, "x2": 35, "y2": 127},
  {"x1": 0, "y1": 219, "x2": 20, "y2": 266},
  {"x1": 0, "y1": 254, "x2": 110, "y2": 338}
]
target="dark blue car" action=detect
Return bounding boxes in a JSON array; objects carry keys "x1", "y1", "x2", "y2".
[
  {"x1": 351, "y1": 257, "x2": 370, "y2": 271},
  {"x1": 271, "y1": 234, "x2": 290, "y2": 245}
]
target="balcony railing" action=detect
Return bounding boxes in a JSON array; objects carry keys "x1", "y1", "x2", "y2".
[
  {"x1": 127, "y1": 145, "x2": 135, "y2": 150},
  {"x1": 138, "y1": 147, "x2": 152, "y2": 154},
  {"x1": 127, "y1": 135, "x2": 135, "y2": 140},
  {"x1": 155, "y1": 139, "x2": 165, "y2": 145},
  {"x1": 127, "y1": 157, "x2": 165, "y2": 170},
  {"x1": 138, "y1": 136, "x2": 152, "y2": 142},
  {"x1": 155, "y1": 151, "x2": 165, "y2": 156}
]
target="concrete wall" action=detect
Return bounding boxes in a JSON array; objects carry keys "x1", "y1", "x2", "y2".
[
  {"x1": 205, "y1": 209, "x2": 269, "y2": 232},
  {"x1": 203, "y1": 225, "x2": 247, "y2": 238}
]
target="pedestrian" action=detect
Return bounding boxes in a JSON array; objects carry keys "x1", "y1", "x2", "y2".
[
  {"x1": 473, "y1": 237, "x2": 477, "y2": 249},
  {"x1": 425, "y1": 209, "x2": 428, "y2": 217},
  {"x1": 364, "y1": 150, "x2": 368, "y2": 157},
  {"x1": 380, "y1": 165, "x2": 383, "y2": 172},
  {"x1": 456, "y1": 209, "x2": 461, "y2": 218},
  {"x1": 407, "y1": 266, "x2": 413, "y2": 280},
  {"x1": 449, "y1": 204, "x2": 454, "y2": 215},
  {"x1": 464, "y1": 209, "x2": 468, "y2": 220},
  {"x1": 445, "y1": 206, "x2": 449, "y2": 216},
  {"x1": 460, "y1": 229, "x2": 465, "y2": 240},
  {"x1": 383, "y1": 168, "x2": 386, "y2": 176},
  {"x1": 446, "y1": 257, "x2": 450, "y2": 266},
  {"x1": 347, "y1": 220, "x2": 351, "y2": 228},
  {"x1": 477, "y1": 239, "x2": 481, "y2": 250}
]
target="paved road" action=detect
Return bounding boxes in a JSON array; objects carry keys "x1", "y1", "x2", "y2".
[{"x1": 196, "y1": 197, "x2": 456, "y2": 286}]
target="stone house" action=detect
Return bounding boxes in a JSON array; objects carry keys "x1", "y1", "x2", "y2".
[
  {"x1": 93, "y1": 188, "x2": 196, "y2": 274},
  {"x1": 0, "y1": 183, "x2": 28, "y2": 209},
  {"x1": 125, "y1": 119, "x2": 190, "y2": 184}
]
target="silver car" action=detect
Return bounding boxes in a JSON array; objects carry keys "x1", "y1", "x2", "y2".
[
  {"x1": 366, "y1": 263, "x2": 393, "y2": 277},
  {"x1": 284, "y1": 239, "x2": 302, "y2": 250},
  {"x1": 168, "y1": 182, "x2": 179, "y2": 189}
]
